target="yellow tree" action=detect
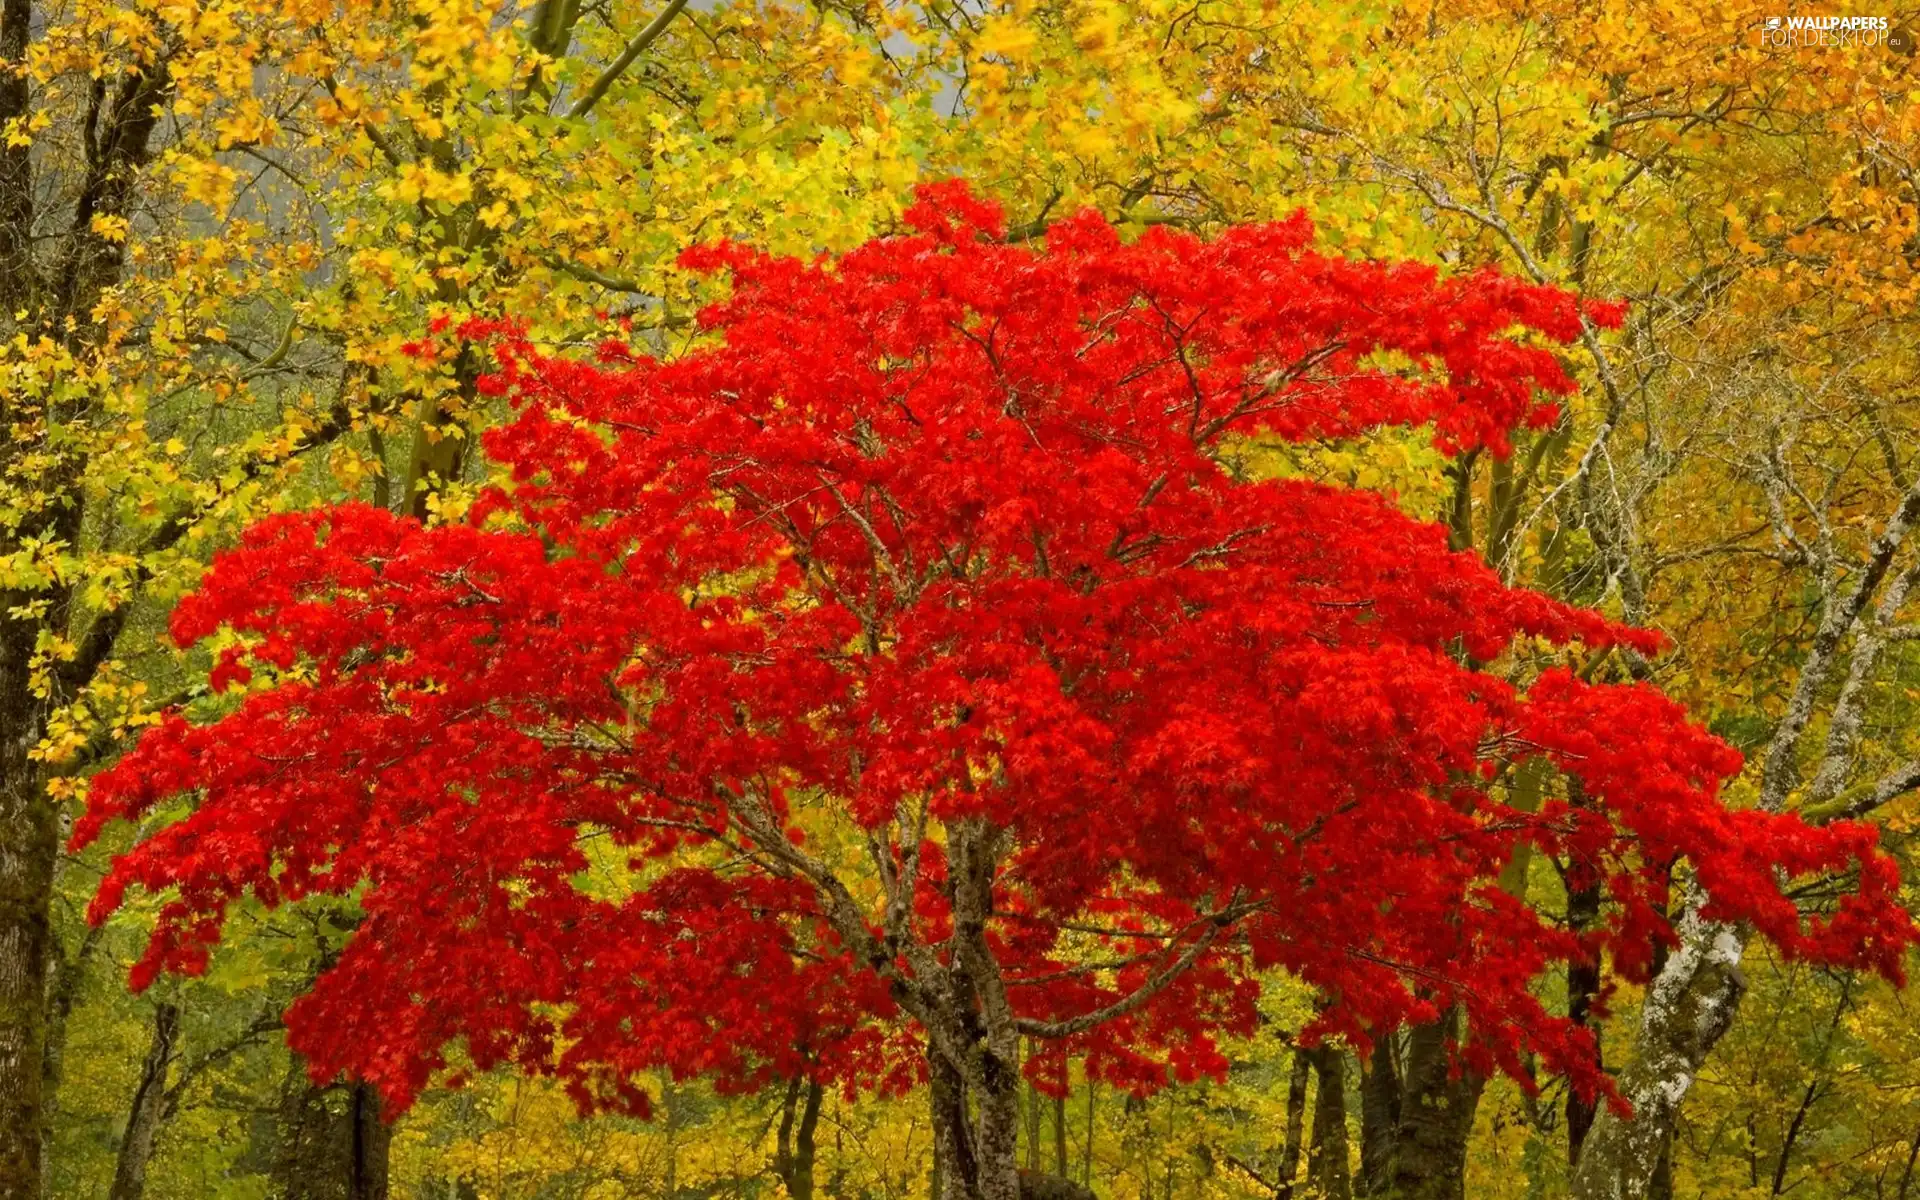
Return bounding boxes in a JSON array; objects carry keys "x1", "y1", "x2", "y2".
[{"x1": 1, "y1": 0, "x2": 932, "y2": 1191}]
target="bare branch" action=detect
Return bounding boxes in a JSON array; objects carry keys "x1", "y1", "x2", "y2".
[{"x1": 565, "y1": 0, "x2": 690, "y2": 120}]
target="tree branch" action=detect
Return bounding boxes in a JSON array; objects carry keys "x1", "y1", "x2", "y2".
[
  {"x1": 565, "y1": 0, "x2": 690, "y2": 120},
  {"x1": 1015, "y1": 896, "x2": 1257, "y2": 1039}
]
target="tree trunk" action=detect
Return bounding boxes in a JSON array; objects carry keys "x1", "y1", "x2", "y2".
[
  {"x1": 928, "y1": 818, "x2": 1027, "y2": 1200},
  {"x1": 1083, "y1": 1082, "x2": 1095, "y2": 1187},
  {"x1": 932, "y1": 1051, "x2": 977, "y2": 1200},
  {"x1": 1387, "y1": 1010, "x2": 1485, "y2": 1200},
  {"x1": 1648, "y1": 1141, "x2": 1673, "y2": 1200},
  {"x1": 271, "y1": 1068, "x2": 391, "y2": 1200},
  {"x1": 927, "y1": 1039, "x2": 1026, "y2": 1200},
  {"x1": 774, "y1": 1077, "x2": 823, "y2": 1200},
  {"x1": 975, "y1": 1042, "x2": 1023, "y2": 1200},
  {"x1": 1307, "y1": 1047, "x2": 1352, "y2": 1200},
  {"x1": 1275, "y1": 1048, "x2": 1311, "y2": 1197},
  {"x1": 0, "y1": 11, "x2": 171, "y2": 1189},
  {"x1": 107, "y1": 1002, "x2": 180, "y2": 1200},
  {"x1": 0, "y1": 744, "x2": 55, "y2": 1200},
  {"x1": 1358, "y1": 1038, "x2": 1400, "y2": 1195},
  {"x1": 1568, "y1": 904, "x2": 1744, "y2": 1200},
  {"x1": 1053, "y1": 1093, "x2": 1067, "y2": 1179},
  {"x1": 1565, "y1": 867, "x2": 1603, "y2": 1163},
  {"x1": 0, "y1": 547, "x2": 58, "y2": 1200},
  {"x1": 39, "y1": 922, "x2": 102, "y2": 1191}
]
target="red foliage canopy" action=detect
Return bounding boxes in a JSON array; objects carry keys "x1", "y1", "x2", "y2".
[{"x1": 76, "y1": 184, "x2": 1913, "y2": 1124}]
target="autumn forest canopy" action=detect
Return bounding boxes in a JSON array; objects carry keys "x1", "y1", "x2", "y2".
[{"x1": 9, "y1": 2, "x2": 1920, "y2": 1200}]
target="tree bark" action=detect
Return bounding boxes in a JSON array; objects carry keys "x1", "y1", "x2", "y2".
[
  {"x1": 0, "y1": 17, "x2": 175, "y2": 1197},
  {"x1": 1568, "y1": 902, "x2": 1743, "y2": 1200},
  {"x1": 1648, "y1": 1141, "x2": 1673, "y2": 1200},
  {"x1": 931, "y1": 1050, "x2": 977, "y2": 1200},
  {"x1": 1358, "y1": 1038, "x2": 1401, "y2": 1195},
  {"x1": 774, "y1": 1077, "x2": 823, "y2": 1200},
  {"x1": 0, "y1": 518, "x2": 65, "y2": 1200},
  {"x1": 0, "y1": 0, "x2": 32, "y2": 313},
  {"x1": 975, "y1": 1045, "x2": 1023, "y2": 1200},
  {"x1": 271, "y1": 1068, "x2": 391, "y2": 1200},
  {"x1": 107, "y1": 1003, "x2": 180, "y2": 1200},
  {"x1": 1053, "y1": 1093, "x2": 1067, "y2": 1179},
  {"x1": 1387, "y1": 1010, "x2": 1485, "y2": 1200},
  {"x1": 928, "y1": 1034, "x2": 1023, "y2": 1200},
  {"x1": 929, "y1": 1052, "x2": 1061, "y2": 1200},
  {"x1": 923, "y1": 1013, "x2": 1033, "y2": 1200},
  {"x1": 1565, "y1": 864, "x2": 1603, "y2": 1163},
  {"x1": 1274, "y1": 1047, "x2": 1311, "y2": 1197},
  {"x1": 1307, "y1": 1046, "x2": 1352, "y2": 1200},
  {"x1": 919, "y1": 818, "x2": 1027, "y2": 1200},
  {"x1": 0, "y1": 773, "x2": 53, "y2": 1200}
]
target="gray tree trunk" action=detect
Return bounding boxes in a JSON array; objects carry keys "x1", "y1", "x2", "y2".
[
  {"x1": 1568, "y1": 904, "x2": 1744, "y2": 1200},
  {"x1": 928, "y1": 1041, "x2": 1026, "y2": 1200}
]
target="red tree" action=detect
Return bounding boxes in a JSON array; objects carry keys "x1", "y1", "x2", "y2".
[{"x1": 77, "y1": 184, "x2": 1912, "y2": 1200}]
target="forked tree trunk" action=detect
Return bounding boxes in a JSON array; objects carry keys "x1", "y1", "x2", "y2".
[
  {"x1": 774, "y1": 1077, "x2": 823, "y2": 1200},
  {"x1": 107, "y1": 1002, "x2": 179, "y2": 1200},
  {"x1": 929, "y1": 1042, "x2": 1092, "y2": 1200},
  {"x1": 929, "y1": 1045, "x2": 1025, "y2": 1200}
]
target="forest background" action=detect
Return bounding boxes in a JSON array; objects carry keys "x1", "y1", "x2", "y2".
[{"x1": 6, "y1": 0, "x2": 1920, "y2": 1197}]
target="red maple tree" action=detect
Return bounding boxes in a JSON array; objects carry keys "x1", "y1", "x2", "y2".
[{"x1": 76, "y1": 184, "x2": 1913, "y2": 1200}]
